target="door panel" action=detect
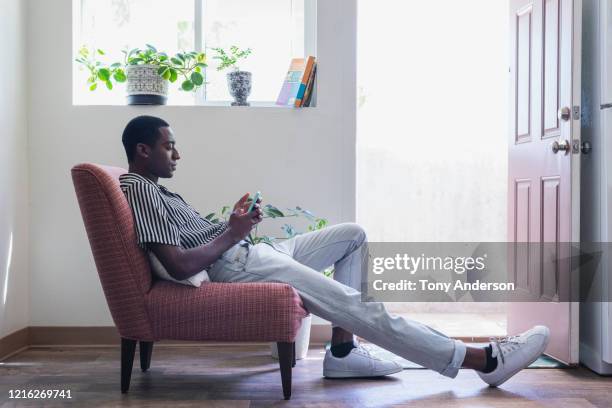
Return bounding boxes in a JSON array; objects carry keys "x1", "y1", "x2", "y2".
[
  {"x1": 507, "y1": 0, "x2": 580, "y2": 364},
  {"x1": 516, "y1": 5, "x2": 533, "y2": 141},
  {"x1": 544, "y1": 0, "x2": 561, "y2": 135}
]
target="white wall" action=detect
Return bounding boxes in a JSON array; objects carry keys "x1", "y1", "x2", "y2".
[
  {"x1": 0, "y1": 0, "x2": 30, "y2": 337},
  {"x1": 27, "y1": 0, "x2": 356, "y2": 326}
]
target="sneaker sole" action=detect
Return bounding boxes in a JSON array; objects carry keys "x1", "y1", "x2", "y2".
[
  {"x1": 323, "y1": 366, "x2": 403, "y2": 379},
  {"x1": 489, "y1": 330, "x2": 551, "y2": 387}
]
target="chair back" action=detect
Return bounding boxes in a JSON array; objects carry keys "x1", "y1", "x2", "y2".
[{"x1": 71, "y1": 163, "x2": 154, "y2": 340}]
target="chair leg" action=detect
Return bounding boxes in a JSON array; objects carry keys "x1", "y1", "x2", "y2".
[
  {"x1": 277, "y1": 342, "x2": 293, "y2": 400},
  {"x1": 292, "y1": 342, "x2": 296, "y2": 367},
  {"x1": 139, "y1": 341, "x2": 154, "y2": 372},
  {"x1": 121, "y1": 338, "x2": 137, "y2": 393}
]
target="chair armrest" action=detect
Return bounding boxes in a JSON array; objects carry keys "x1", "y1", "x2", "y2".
[{"x1": 146, "y1": 281, "x2": 309, "y2": 342}]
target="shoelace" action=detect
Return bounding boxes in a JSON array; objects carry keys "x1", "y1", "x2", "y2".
[
  {"x1": 354, "y1": 344, "x2": 383, "y2": 360},
  {"x1": 488, "y1": 335, "x2": 525, "y2": 365}
]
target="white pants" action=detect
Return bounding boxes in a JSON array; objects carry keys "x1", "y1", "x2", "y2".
[{"x1": 208, "y1": 222, "x2": 466, "y2": 378}]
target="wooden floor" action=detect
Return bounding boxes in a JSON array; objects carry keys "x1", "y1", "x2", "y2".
[{"x1": 1, "y1": 344, "x2": 611, "y2": 407}]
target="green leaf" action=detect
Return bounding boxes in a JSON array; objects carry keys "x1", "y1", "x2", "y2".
[
  {"x1": 169, "y1": 69, "x2": 178, "y2": 83},
  {"x1": 105, "y1": 80, "x2": 113, "y2": 90},
  {"x1": 97, "y1": 49, "x2": 105, "y2": 55},
  {"x1": 157, "y1": 66, "x2": 167, "y2": 76},
  {"x1": 113, "y1": 69, "x2": 126, "y2": 82},
  {"x1": 89, "y1": 83, "x2": 97, "y2": 91},
  {"x1": 110, "y1": 62, "x2": 121, "y2": 69},
  {"x1": 264, "y1": 205, "x2": 284, "y2": 218},
  {"x1": 176, "y1": 53, "x2": 185, "y2": 61},
  {"x1": 170, "y1": 57, "x2": 183, "y2": 66},
  {"x1": 282, "y1": 224, "x2": 297, "y2": 238},
  {"x1": 146, "y1": 43, "x2": 157, "y2": 52},
  {"x1": 190, "y1": 71, "x2": 203, "y2": 86},
  {"x1": 181, "y1": 80, "x2": 194, "y2": 91},
  {"x1": 98, "y1": 68, "x2": 110, "y2": 81},
  {"x1": 204, "y1": 213, "x2": 216, "y2": 220},
  {"x1": 162, "y1": 69, "x2": 171, "y2": 80}
]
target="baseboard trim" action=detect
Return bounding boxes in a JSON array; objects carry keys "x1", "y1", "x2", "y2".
[
  {"x1": 0, "y1": 327, "x2": 29, "y2": 361},
  {"x1": 1, "y1": 325, "x2": 491, "y2": 360}
]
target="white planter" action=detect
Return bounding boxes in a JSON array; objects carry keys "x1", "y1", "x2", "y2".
[
  {"x1": 126, "y1": 64, "x2": 168, "y2": 105},
  {"x1": 270, "y1": 314, "x2": 312, "y2": 360}
]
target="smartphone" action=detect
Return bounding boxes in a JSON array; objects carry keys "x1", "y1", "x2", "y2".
[{"x1": 247, "y1": 191, "x2": 261, "y2": 213}]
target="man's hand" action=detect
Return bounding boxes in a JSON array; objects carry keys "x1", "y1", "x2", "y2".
[
  {"x1": 227, "y1": 193, "x2": 264, "y2": 243},
  {"x1": 232, "y1": 192, "x2": 263, "y2": 215}
]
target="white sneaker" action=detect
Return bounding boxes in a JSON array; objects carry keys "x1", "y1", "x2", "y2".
[
  {"x1": 323, "y1": 344, "x2": 403, "y2": 378},
  {"x1": 477, "y1": 325, "x2": 550, "y2": 387}
]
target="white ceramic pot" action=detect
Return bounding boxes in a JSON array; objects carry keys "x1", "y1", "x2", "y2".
[
  {"x1": 271, "y1": 314, "x2": 312, "y2": 360},
  {"x1": 126, "y1": 64, "x2": 168, "y2": 105}
]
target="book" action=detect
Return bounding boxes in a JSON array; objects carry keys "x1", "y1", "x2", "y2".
[
  {"x1": 276, "y1": 56, "x2": 316, "y2": 107},
  {"x1": 301, "y1": 63, "x2": 317, "y2": 108},
  {"x1": 276, "y1": 58, "x2": 306, "y2": 106},
  {"x1": 294, "y1": 56, "x2": 316, "y2": 107}
]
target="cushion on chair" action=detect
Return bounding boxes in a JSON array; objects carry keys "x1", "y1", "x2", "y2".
[
  {"x1": 148, "y1": 251, "x2": 210, "y2": 287},
  {"x1": 146, "y1": 281, "x2": 308, "y2": 342}
]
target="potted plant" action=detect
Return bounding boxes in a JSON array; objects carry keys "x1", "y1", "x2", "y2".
[
  {"x1": 75, "y1": 44, "x2": 207, "y2": 105},
  {"x1": 206, "y1": 203, "x2": 332, "y2": 359},
  {"x1": 211, "y1": 46, "x2": 253, "y2": 106}
]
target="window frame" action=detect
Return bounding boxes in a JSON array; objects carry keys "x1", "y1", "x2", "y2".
[{"x1": 73, "y1": 0, "x2": 318, "y2": 106}]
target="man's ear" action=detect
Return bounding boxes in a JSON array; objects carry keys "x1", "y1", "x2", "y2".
[{"x1": 135, "y1": 143, "x2": 151, "y2": 159}]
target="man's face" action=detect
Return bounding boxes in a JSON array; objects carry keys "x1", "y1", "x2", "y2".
[{"x1": 140, "y1": 126, "x2": 180, "y2": 178}]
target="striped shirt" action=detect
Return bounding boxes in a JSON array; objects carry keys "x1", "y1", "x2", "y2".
[{"x1": 119, "y1": 173, "x2": 229, "y2": 254}]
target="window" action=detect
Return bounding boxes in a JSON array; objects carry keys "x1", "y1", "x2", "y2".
[{"x1": 73, "y1": 0, "x2": 307, "y2": 105}]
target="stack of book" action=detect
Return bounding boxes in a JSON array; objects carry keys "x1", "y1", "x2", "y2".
[{"x1": 276, "y1": 56, "x2": 317, "y2": 108}]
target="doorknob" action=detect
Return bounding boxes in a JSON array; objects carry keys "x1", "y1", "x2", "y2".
[
  {"x1": 552, "y1": 140, "x2": 570, "y2": 154},
  {"x1": 558, "y1": 107, "x2": 571, "y2": 122}
]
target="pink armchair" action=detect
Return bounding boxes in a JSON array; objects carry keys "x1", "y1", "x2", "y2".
[{"x1": 71, "y1": 163, "x2": 308, "y2": 400}]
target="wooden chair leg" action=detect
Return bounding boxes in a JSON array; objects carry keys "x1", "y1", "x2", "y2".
[
  {"x1": 292, "y1": 342, "x2": 296, "y2": 367},
  {"x1": 277, "y1": 342, "x2": 293, "y2": 400},
  {"x1": 121, "y1": 338, "x2": 137, "y2": 393},
  {"x1": 139, "y1": 341, "x2": 154, "y2": 372}
]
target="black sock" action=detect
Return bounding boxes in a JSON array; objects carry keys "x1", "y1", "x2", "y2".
[
  {"x1": 482, "y1": 345, "x2": 498, "y2": 373},
  {"x1": 330, "y1": 341, "x2": 356, "y2": 358}
]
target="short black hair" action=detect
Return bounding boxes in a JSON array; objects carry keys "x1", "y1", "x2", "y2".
[{"x1": 121, "y1": 115, "x2": 170, "y2": 162}]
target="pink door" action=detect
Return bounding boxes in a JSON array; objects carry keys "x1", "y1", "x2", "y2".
[{"x1": 507, "y1": 0, "x2": 581, "y2": 364}]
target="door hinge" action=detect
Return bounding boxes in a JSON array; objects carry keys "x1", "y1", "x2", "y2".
[{"x1": 572, "y1": 106, "x2": 581, "y2": 120}]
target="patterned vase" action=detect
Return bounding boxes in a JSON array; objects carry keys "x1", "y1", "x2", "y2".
[
  {"x1": 227, "y1": 70, "x2": 252, "y2": 106},
  {"x1": 126, "y1": 64, "x2": 168, "y2": 105}
]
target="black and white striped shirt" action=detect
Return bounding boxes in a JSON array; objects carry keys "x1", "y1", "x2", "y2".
[{"x1": 119, "y1": 173, "x2": 229, "y2": 253}]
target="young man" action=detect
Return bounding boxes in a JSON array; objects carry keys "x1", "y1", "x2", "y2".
[{"x1": 119, "y1": 115, "x2": 550, "y2": 386}]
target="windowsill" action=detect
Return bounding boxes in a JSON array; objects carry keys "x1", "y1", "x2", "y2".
[{"x1": 72, "y1": 101, "x2": 316, "y2": 109}]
